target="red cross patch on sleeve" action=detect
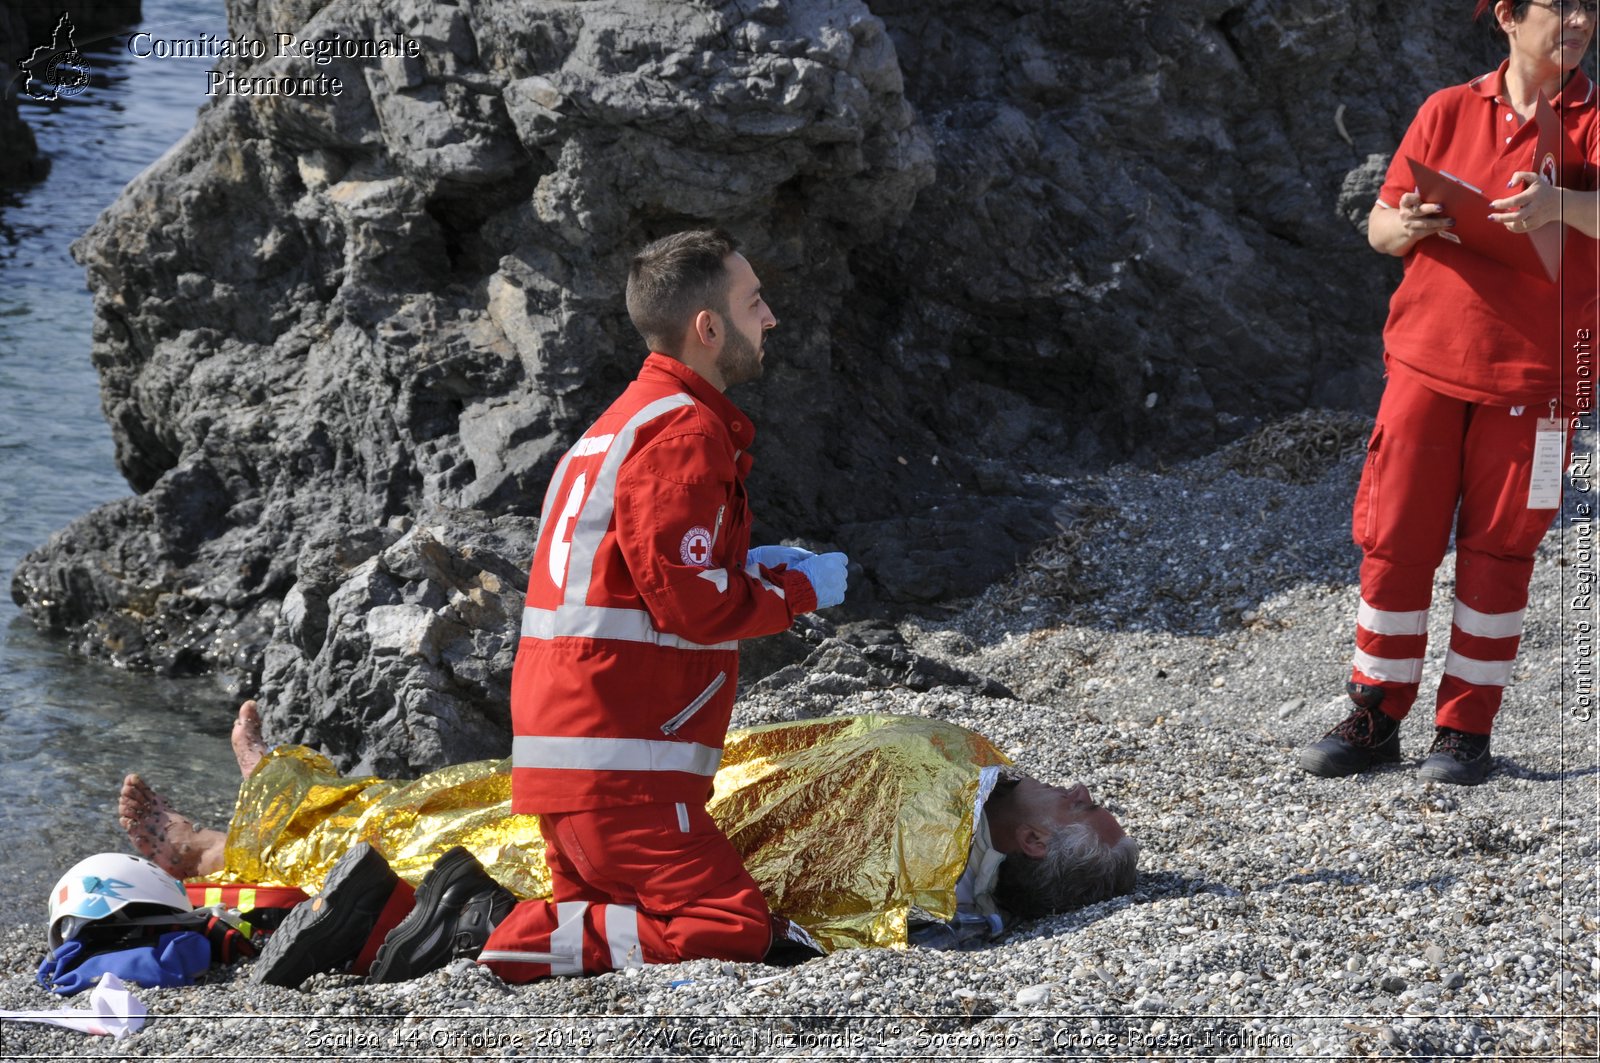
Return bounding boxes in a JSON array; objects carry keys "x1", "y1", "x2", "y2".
[{"x1": 680, "y1": 526, "x2": 714, "y2": 566}]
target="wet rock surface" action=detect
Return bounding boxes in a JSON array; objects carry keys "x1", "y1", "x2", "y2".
[{"x1": 11, "y1": 0, "x2": 1510, "y2": 766}]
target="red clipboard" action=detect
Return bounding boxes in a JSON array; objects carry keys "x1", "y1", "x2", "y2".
[{"x1": 1405, "y1": 92, "x2": 1566, "y2": 283}]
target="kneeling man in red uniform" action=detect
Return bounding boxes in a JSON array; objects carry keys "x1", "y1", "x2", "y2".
[{"x1": 255, "y1": 228, "x2": 849, "y2": 984}]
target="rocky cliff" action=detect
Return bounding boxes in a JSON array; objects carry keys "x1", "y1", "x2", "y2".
[{"x1": 12, "y1": 0, "x2": 1509, "y2": 773}]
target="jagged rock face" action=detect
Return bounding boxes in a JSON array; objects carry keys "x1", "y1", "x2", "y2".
[
  {"x1": 865, "y1": 0, "x2": 1500, "y2": 461},
  {"x1": 259, "y1": 508, "x2": 537, "y2": 775},
  {"x1": 12, "y1": 0, "x2": 1511, "y2": 770}
]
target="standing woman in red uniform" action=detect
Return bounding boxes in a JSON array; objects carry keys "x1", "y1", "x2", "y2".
[{"x1": 1301, "y1": 0, "x2": 1600, "y2": 785}]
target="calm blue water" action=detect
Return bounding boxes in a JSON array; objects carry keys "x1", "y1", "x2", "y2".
[{"x1": 0, "y1": 0, "x2": 241, "y2": 926}]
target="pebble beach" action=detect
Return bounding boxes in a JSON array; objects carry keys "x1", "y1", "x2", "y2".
[{"x1": 0, "y1": 414, "x2": 1595, "y2": 1060}]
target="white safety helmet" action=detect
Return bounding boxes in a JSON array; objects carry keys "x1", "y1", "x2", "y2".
[{"x1": 48, "y1": 853, "x2": 192, "y2": 949}]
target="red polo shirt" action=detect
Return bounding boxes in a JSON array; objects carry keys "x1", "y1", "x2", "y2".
[{"x1": 1378, "y1": 61, "x2": 1600, "y2": 408}]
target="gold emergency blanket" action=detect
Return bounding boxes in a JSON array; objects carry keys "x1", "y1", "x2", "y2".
[{"x1": 214, "y1": 714, "x2": 1010, "y2": 951}]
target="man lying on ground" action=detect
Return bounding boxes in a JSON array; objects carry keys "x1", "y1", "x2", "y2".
[{"x1": 122, "y1": 702, "x2": 1140, "y2": 985}]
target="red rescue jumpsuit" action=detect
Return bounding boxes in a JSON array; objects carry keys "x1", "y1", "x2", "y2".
[
  {"x1": 1354, "y1": 61, "x2": 1598, "y2": 734},
  {"x1": 477, "y1": 354, "x2": 817, "y2": 981}
]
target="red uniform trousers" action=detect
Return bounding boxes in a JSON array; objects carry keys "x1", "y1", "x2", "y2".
[
  {"x1": 1350, "y1": 365, "x2": 1566, "y2": 734},
  {"x1": 475, "y1": 801, "x2": 770, "y2": 983}
]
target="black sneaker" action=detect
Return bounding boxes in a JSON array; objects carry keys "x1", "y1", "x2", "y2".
[
  {"x1": 1299, "y1": 682, "x2": 1403, "y2": 777},
  {"x1": 1418, "y1": 727, "x2": 1493, "y2": 786},
  {"x1": 252, "y1": 842, "x2": 399, "y2": 987},
  {"x1": 367, "y1": 846, "x2": 515, "y2": 984}
]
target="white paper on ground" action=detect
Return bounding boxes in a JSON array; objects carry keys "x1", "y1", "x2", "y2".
[{"x1": 0, "y1": 972, "x2": 147, "y2": 1038}]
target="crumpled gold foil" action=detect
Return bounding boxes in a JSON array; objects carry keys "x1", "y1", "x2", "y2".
[
  {"x1": 210, "y1": 714, "x2": 1009, "y2": 952},
  {"x1": 219, "y1": 749, "x2": 550, "y2": 901}
]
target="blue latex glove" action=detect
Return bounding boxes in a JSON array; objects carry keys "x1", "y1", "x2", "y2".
[
  {"x1": 37, "y1": 931, "x2": 212, "y2": 995},
  {"x1": 791, "y1": 552, "x2": 848, "y2": 609},
  {"x1": 746, "y1": 545, "x2": 815, "y2": 573}
]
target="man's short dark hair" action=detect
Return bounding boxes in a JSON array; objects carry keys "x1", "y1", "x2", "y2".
[
  {"x1": 995, "y1": 825, "x2": 1140, "y2": 918},
  {"x1": 625, "y1": 229, "x2": 740, "y2": 355}
]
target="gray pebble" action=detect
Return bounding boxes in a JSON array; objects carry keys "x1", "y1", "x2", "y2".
[{"x1": 1, "y1": 421, "x2": 1591, "y2": 1060}]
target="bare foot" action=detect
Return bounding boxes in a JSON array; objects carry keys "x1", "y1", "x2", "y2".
[
  {"x1": 231, "y1": 699, "x2": 270, "y2": 778},
  {"x1": 119, "y1": 773, "x2": 226, "y2": 879}
]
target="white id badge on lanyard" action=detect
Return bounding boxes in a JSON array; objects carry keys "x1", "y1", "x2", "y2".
[{"x1": 1527, "y1": 411, "x2": 1565, "y2": 510}]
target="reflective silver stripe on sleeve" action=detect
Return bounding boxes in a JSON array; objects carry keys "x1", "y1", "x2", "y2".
[
  {"x1": 562, "y1": 394, "x2": 697, "y2": 610},
  {"x1": 1352, "y1": 648, "x2": 1424, "y2": 685},
  {"x1": 568, "y1": 433, "x2": 615, "y2": 458},
  {"x1": 521, "y1": 604, "x2": 738, "y2": 652},
  {"x1": 1356, "y1": 599, "x2": 1429, "y2": 637},
  {"x1": 513, "y1": 735, "x2": 723, "y2": 776},
  {"x1": 1451, "y1": 599, "x2": 1525, "y2": 639},
  {"x1": 537, "y1": 449, "x2": 577, "y2": 531}
]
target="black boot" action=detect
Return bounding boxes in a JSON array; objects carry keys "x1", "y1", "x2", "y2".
[
  {"x1": 367, "y1": 846, "x2": 515, "y2": 983},
  {"x1": 252, "y1": 842, "x2": 399, "y2": 987},
  {"x1": 1418, "y1": 726, "x2": 1493, "y2": 786},
  {"x1": 1298, "y1": 682, "x2": 1403, "y2": 777},
  {"x1": 763, "y1": 915, "x2": 825, "y2": 966}
]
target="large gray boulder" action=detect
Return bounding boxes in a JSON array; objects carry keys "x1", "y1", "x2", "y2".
[
  {"x1": 12, "y1": 0, "x2": 1511, "y2": 771},
  {"x1": 259, "y1": 508, "x2": 537, "y2": 775}
]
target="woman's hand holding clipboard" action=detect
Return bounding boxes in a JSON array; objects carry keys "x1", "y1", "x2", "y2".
[{"x1": 1404, "y1": 91, "x2": 1566, "y2": 283}]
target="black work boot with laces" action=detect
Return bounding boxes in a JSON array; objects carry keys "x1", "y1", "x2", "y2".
[
  {"x1": 367, "y1": 846, "x2": 515, "y2": 983},
  {"x1": 1417, "y1": 726, "x2": 1493, "y2": 786},
  {"x1": 252, "y1": 842, "x2": 399, "y2": 987},
  {"x1": 1298, "y1": 682, "x2": 1403, "y2": 777}
]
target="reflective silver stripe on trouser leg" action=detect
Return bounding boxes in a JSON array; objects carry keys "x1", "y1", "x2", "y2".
[
  {"x1": 1442, "y1": 652, "x2": 1515, "y2": 687},
  {"x1": 605, "y1": 904, "x2": 643, "y2": 970},
  {"x1": 1356, "y1": 599, "x2": 1429, "y2": 636},
  {"x1": 1352, "y1": 648, "x2": 1424, "y2": 685},
  {"x1": 1451, "y1": 599, "x2": 1525, "y2": 639},
  {"x1": 546, "y1": 900, "x2": 587, "y2": 976}
]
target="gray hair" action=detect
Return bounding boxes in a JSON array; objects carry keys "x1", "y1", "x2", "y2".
[{"x1": 995, "y1": 823, "x2": 1141, "y2": 918}]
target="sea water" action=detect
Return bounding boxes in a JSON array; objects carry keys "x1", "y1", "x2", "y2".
[{"x1": 0, "y1": 0, "x2": 243, "y2": 927}]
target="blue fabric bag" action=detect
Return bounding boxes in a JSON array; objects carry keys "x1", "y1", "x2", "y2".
[{"x1": 37, "y1": 930, "x2": 212, "y2": 995}]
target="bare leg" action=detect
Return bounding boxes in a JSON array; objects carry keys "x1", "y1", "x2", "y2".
[
  {"x1": 119, "y1": 773, "x2": 226, "y2": 879},
  {"x1": 231, "y1": 699, "x2": 270, "y2": 778}
]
